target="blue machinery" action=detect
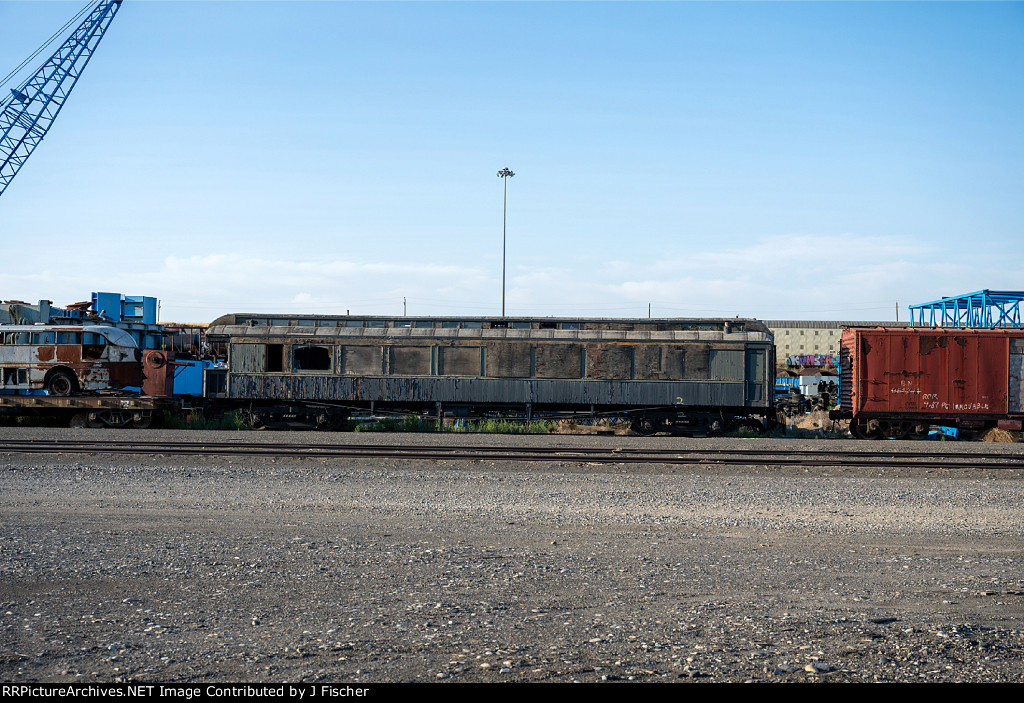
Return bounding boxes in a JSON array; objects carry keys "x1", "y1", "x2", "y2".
[
  {"x1": 909, "y1": 290, "x2": 1024, "y2": 328},
  {"x1": 0, "y1": 0, "x2": 123, "y2": 198}
]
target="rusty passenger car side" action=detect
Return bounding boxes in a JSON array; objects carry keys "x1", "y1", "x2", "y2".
[
  {"x1": 206, "y1": 315, "x2": 776, "y2": 434},
  {"x1": 0, "y1": 324, "x2": 142, "y2": 396}
]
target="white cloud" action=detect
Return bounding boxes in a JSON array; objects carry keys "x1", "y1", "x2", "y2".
[{"x1": 2, "y1": 234, "x2": 1018, "y2": 324}]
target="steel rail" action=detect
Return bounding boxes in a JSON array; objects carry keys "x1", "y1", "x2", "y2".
[
  {"x1": 4, "y1": 437, "x2": 1024, "y2": 461},
  {"x1": 2, "y1": 439, "x2": 1023, "y2": 470}
]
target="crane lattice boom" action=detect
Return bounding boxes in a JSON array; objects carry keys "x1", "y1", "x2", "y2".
[{"x1": 0, "y1": 0, "x2": 123, "y2": 199}]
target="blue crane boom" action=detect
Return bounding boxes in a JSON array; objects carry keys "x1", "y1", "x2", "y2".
[{"x1": 0, "y1": 0, "x2": 123, "y2": 199}]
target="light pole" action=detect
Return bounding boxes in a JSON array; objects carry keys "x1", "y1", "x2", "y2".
[{"x1": 497, "y1": 167, "x2": 515, "y2": 316}]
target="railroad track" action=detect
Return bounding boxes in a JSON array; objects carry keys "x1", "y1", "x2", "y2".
[{"x1": 2, "y1": 438, "x2": 1024, "y2": 470}]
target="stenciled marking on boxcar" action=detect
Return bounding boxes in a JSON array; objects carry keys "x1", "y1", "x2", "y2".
[{"x1": 889, "y1": 378, "x2": 922, "y2": 395}]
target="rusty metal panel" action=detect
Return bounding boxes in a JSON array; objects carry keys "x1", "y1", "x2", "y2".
[
  {"x1": 846, "y1": 328, "x2": 1016, "y2": 417},
  {"x1": 142, "y1": 350, "x2": 175, "y2": 397}
]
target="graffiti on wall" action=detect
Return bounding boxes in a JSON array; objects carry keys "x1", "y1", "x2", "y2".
[{"x1": 786, "y1": 354, "x2": 838, "y2": 367}]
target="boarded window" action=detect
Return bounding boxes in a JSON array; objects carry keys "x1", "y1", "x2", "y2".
[
  {"x1": 535, "y1": 344, "x2": 582, "y2": 378},
  {"x1": 390, "y1": 346, "x2": 431, "y2": 375},
  {"x1": 293, "y1": 345, "x2": 332, "y2": 371},
  {"x1": 709, "y1": 349, "x2": 744, "y2": 380},
  {"x1": 340, "y1": 346, "x2": 382, "y2": 375},
  {"x1": 439, "y1": 347, "x2": 482, "y2": 376},
  {"x1": 483, "y1": 342, "x2": 531, "y2": 378},
  {"x1": 634, "y1": 345, "x2": 685, "y2": 380},
  {"x1": 680, "y1": 346, "x2": 707, "y2": 380},
  {"x1": 584, "y1": 343, "x2": 632, "y2": 379},
  {"x1": 229, "y1": 344, "x2": 265, "y2": 373}
]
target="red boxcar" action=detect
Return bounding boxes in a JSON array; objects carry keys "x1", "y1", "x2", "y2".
[{"x1": 835, "y1": 327, "x2": 1024, "y2": 439}]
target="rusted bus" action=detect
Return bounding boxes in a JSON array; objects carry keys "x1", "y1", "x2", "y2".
[
  {"x1": 0, "y1": 324, "x2": 141, "y2": 396},
  {"x1": 837, "y1": 327, "x2": 1024, "y2": 438},
  {"x1": 206, "y1": 318, "x2": 775, "y2": 415}
]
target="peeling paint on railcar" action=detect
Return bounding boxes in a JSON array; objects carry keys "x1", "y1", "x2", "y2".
[{"x1": 227, "y1": 375, "x2": 753, "y2": 409}]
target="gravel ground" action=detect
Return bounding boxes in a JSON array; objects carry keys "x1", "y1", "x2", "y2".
[{"x1": 1, "y1": 427, "x2": 1023, "y2": 683}]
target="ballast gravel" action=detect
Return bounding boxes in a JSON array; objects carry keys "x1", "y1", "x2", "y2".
[{"x1": 1, "y1": 427, "x2": 1023, "y2": 683}]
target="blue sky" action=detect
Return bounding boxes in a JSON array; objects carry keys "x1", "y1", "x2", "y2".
[{"x1": 1, "y1": 1, "x2": 1022, "y2": 323}]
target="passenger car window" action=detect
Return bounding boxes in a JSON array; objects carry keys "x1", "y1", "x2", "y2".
[{"x1": 293, "y1": 345, "x2": 332, "y2": 371}]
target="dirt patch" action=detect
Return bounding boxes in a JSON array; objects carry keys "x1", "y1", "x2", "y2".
[{"x1": 553, "y1": 420, "x2": 633, "y2": 436}]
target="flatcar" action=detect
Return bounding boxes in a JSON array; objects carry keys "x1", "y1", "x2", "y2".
[
  {"x1": 833, "y1": 326, "x2": 1024, "y2": 439},
  {"x1": 205, "y1": 314, "x2": 776, "y2": 434}
]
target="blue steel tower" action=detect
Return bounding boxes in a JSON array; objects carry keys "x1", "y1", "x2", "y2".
[{"x1": 0, "y1": 0, "x2": 123, "y2": 198}]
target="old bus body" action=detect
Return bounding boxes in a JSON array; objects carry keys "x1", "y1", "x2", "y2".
[{"x1": 0, "y1": 324, "x2": 141, "y2": 396}]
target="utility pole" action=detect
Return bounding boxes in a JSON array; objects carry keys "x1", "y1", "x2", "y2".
[{"x1": 497, "y1": 167, "x2": 515, "y2": 316}]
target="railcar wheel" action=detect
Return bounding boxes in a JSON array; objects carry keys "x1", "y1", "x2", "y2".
[
  {"x1": 631, "y1": 416, "x2": 657, "y2": 436},
  {"x1": 46, "y1": 371, "x2": 76, "y2": 396},
  {"x1": 850, "y1": 418, "x2": 884, "y2": 440},
  {"x1": 905, "y1": 422, "x2": 930, "y2": 440},
  {"x1": 131, "y1": 414, "x2": 153, "y2": 429},
  {"x1": 245, "y1": 411, "x2": 266, "y2": 430}
]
